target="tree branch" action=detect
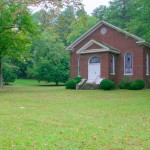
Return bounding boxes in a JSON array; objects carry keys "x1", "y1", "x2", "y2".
[{"x1": 0, "y1": 26, "x2": 15, "y2": 34}]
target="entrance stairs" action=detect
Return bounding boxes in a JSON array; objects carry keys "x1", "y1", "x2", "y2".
[{"x1": 76, "y1": 77, "x2": 104, "y2": 90}]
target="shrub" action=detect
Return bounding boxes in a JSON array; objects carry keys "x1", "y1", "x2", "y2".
[
  {"x1": 65, "y1": 77, "x2": 82, "y2": 89},
  {"x1": 134, "y1": 79, "x2": 145, "y2": 89},
  {"x1": 3, "y1": 63, "x2": 17, "y2": 85},
  {"x1": 118, "y1": 81, "x2": 131, "y2": 89},
  {"x1": 118, "y1": 76, "x2": 131, "y2": 89},
  {"x1": 129, "y1": 79, "x2": 145, "y2": 90},
  {"x1": 99, "y1": 79, "x2": 115, "y2": 90},
  {"x1": 3, "y1": 70, "x2": 16, "y2": 85},
  {"x1": 73, "y1": 77, "x2": 82, "y2": 83}
]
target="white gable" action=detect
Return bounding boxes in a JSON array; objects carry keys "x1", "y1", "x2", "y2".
[{"x1": 76, "y1": 40, "x2": 120, "y2": 54}]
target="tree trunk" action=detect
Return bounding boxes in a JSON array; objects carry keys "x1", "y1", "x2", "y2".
[
  {"x1": 0, "y1": 57, "x2": 3, "y2": 87},
  {"x1": 56, "y1": 81, "x2": 58, "y2": 86}
]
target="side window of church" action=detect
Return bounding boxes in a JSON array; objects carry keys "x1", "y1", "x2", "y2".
[
  {"x1": 146, "y1": 52, "x2": 149, "y2": 75},
  {"x1": 124, "y1": 53, "x2": 133, "y2": 75},
  {"x1": 110, "y1": 55, "x2": 115, "y2": 74}
]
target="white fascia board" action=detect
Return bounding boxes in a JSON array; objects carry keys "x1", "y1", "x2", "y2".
[
  {"x1": 76, "y1": 39, "x2": 110, "y2": 54},
  {"x1": 77, "y1": 49, "x2": 120, "y2": 54},
  {"x1": 136, "y1": 41, "x2": 150, "y2": 48}
]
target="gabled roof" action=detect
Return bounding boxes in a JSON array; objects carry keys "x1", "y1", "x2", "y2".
[
  {"x1": 76, "y1": 40, "x2": 120, "y2": 54},
  {"x1": 66, "y1": 21, "x2": 150, "y2": 50}
]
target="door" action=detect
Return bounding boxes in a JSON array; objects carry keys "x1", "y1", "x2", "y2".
[{"x1": 88, "y1": 57, "x2": 100, "y2": 80}]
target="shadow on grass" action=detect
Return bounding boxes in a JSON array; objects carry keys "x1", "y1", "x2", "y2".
[{"x1": 38, "y1": 84, "x2": 65, "y2": 87}]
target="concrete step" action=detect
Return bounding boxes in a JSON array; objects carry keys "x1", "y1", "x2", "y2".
[{"x1": 80, "y1": 83, "x2": 99, "y2": 90}]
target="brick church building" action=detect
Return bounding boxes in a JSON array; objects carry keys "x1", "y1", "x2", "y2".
[{"x1": 66, "y1": 21, "x2": 150, "y2": 85}]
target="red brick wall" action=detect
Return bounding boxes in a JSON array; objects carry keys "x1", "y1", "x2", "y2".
[
  {"x1": 144, "y1": 47, "x2": 150, "y2": 86},
  {"x1": 86, "y1": 43, "x2": 102, "y2": 50},
  {"x1": 79, "y1": 53, "x2": 109, "y2": 79},
  {"x1": 70, "y1": 24, "x2": 150, "y2": 84}
]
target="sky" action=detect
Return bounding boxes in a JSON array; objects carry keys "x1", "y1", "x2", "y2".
[
  {"x1": 30, "y1": 0, "x2": 110, "y2": 14},
  {"x1": 82, "y1": 0, "x2": 110, "y2": 14}
]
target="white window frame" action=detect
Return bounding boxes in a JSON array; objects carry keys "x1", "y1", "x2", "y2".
[
  {"x1": 124, "y1": 53, "x2": 133, "y2": 75},
  {"x1": 110, "y1": 54, "x2": 115, "y2": 75},
  {"x1": 78, "y1": 56, "x2": 80, "y2": 77},
  {"x1": 146, "y1": 52, "x2": 149, "y2": 75}
]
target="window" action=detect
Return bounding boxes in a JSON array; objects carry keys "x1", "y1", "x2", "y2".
[
  {"x1": 111, "y1": 55, "x2": 115, "y2": 74},
  {"x1": 89, "y1": 56, "x2": 100, "y2": 63},
  {"x1": 124, "y1": 53, "x2": 133, "y2": 75},
  {"x1": 146, "y1": 52, "x2": 149, "y2": 75},
  {"x1": 78, "y1": 57, "x2": 80, "y2": 76},
  {"x1": 101, "y1": 28, "x2": 107, "y2": 35}
]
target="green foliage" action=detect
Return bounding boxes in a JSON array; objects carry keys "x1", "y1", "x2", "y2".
[
  {"x1": 92, "y1": 0, "x2": 150, "y2": 41},
  {"x1": 2, "y1": 59, "x2": 18, "y2": 85},
  {"x1": 92, "y1": 5, "x2": 108, "y2": 20},
  {"x1": 55, "y1": 7, "x2": 76, "y2": 46},
  {"x1": 0, "y1": 1, "x2": 38, "y2": 86},
  {"x1": 118, "y1": 76, "x2": 131, "y2": 89},
  {"x1": 99, "y1": 79, "x2": 115, "y2": 90},
  {"x1": 28, "y1": 29, "x2": 69, "y2": 85},
  {"x1": 119, "y1": 77, "x2": 145, "y2": 90},
  {"x1": 65, "y1": 77, "x2": 82, "y2": 89},
  {"x1": 129, "y1": 79, "x2": 145, "y2": 90},
  {"x1": 67, "y1": 14, "x2": 98, "y2": 45},
  {"x1": 118, "y1": 81, "x2": 131, "y2": 89}
]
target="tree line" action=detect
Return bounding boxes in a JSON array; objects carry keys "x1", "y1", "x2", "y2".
[{"x1": 0, "y1": 0, "x2": 149, "y2": 86}]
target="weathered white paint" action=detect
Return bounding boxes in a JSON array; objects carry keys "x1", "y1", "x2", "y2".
[{"x1": 88, "y1": 63, "x2": 100, "y2": 81}]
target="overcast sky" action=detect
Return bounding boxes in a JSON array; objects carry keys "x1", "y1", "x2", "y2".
[
  {"x1": 30, "y1": 0, "x2": 110, "y2": 14},
  {"x1": 82, "y1": 0, "x2": 110, "y2": 14}
]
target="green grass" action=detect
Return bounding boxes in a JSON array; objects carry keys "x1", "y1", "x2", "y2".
[{"x1": 0, "y1": 79, "x2": 150, "y2": 150}]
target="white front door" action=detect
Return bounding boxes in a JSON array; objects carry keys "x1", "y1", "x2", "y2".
[{"x1": 88, "y1": 63, "x2": 100, "y2": 80}]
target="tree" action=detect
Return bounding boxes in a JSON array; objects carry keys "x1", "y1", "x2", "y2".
[
  {"x1": 55, "y1": 7, "x2": 76, "y2": 46},
  {"x1": 3, "y1": 58, "x2": 18, "y2": 85},
  {"x1": 67, "y1": 14, "x2": 98, "y2": 45},
  {"x1": 91, "y1": 0, "x2": 150, "y2": 41},
  {"x1": 28, "y1": 28, "x2": 69, "y2": 85},
  {"x1": 0, "y1": 1, "x2": 38, "y2": 87},
  {"x1": 92, "y1": 5, "x2": 108, "y2": 20},
  {"x1": 126, "y1": 0, "x2": 150, "y2": 41},
  {"x1": 105, "y1": 0, "x2": 133, "y2": 28}
]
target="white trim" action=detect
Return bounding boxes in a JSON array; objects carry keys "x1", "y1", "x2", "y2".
[
  {"x1": 137, "y1": 41, "x2": 150, "y2": 48},
  {"x1": 78, "y1": 56, "x2": 80, "y2": 77},
  {"x1": 124, "y1": 53, "x2": 133, "y2": 75},
  {"x1": 77, "y1": 49, "x2": 120, "y2": 54},
  {"x1": 77, "y1": 40, "x2": 109, "y2": 52},
  {"x1": 66, "y1": 21, "x2": 148, "y2": 50},
  {"x1": 76, "y1": 40, "x2": 120, "y2": 54},
  {"x1": 88, "y1": 56, "x2": 101, "y2": 80},
  {"x1": 110, "y1": 55, "x2": 115, "y2": 74},
  {"x1": 146, "y1": 52, "x2": 149, "y2": 75},
  {"x1": 124, "y1": 74, "x2": 133, "y2": 76}
]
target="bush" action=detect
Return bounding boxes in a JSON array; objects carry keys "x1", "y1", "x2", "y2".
[
  {"x1": 129, "y1": 79, "x2": 145, "y2": 90},
  {"x1": 3, "y1": 69, "x2": 16, "y2": 85},
  {"x1": 99, "y1": 79, "x2": 115, "y2": 90},
  {"x1": 118, "y1": 76, "x2": 131, "y2": 89},
  {"x1": 3, "y1": 62, "x2": 17, "y2": 85},
  {"x1": 118, "y1": 81, "x2": 131, "y2": 89},
  {"x1": 65, "y1": 77, "x2": 82, "y2": 89}
]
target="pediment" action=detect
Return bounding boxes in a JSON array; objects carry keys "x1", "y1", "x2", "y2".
[
  {"x1": 76, "y1": 40, "x2": 120, "y2": 54},
  {"x1": 86, "y1": 43, "x2": 103, "y2": 50}
]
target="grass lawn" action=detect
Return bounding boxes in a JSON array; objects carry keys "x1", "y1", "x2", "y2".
[{"x1": 0, "y1": 79, "x2": 150, "y2": 150}]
